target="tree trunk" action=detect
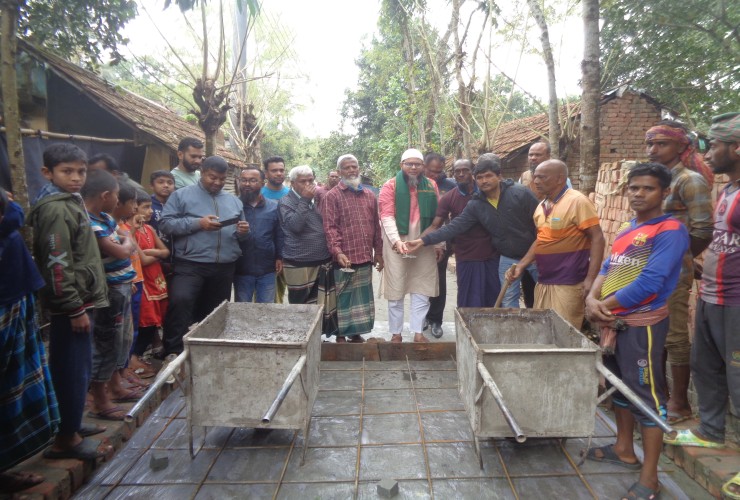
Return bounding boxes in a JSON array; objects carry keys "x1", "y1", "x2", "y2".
[
  {"x1": 579, "y1": 0, "x2": 600, "y2": 193},
  {"x1": 399, "y1": 16, "x2": 417, "y2": 148},
  {"x1": 526, "y1": 0, "x2": 561, "y2": 158},
  {"x1": 451, "y1": 0, "x2": 472, "y2": 159},
  {"x1": 0, "y1": 1, "x2": 32, "y2": 246}
]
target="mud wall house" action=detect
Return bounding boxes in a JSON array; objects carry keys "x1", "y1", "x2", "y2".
[
  {"x1": 0, "y1": 40, "x2": 243, "y2": 200},
  {"x1": 486, "y1": 87, "x2": 668, "y2": 190}
]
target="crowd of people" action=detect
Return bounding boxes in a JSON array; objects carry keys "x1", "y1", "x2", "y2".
[{"x1": 1, "y1": 113, "x2": 739, "y2": 498}]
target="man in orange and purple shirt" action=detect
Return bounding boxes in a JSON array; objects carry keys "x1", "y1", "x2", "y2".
[{"x1": 509, "y1": 159, "x2": 605, "y2": 328}]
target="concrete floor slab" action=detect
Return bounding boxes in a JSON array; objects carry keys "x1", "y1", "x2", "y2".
[
  {"x1": 207, "y1": 447, "x2": 289, "y2": 482},
  {"x1": 358, "y1": 444, "x2": 426, "y2": 481},
  {"x1": 362, "y1": 388, "x2": 417, "y2": 414},
  {"x1": 81, "y1": 358, "x2": 695, "y2": 499},
  {"x1": 420, "y1": 410, "x2": 474, "y2": 442},
  {"x1": 432, "y1": 478, "x2": 516, "y2": 499}
]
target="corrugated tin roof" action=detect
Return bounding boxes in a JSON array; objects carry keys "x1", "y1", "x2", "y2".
[{"x1": 19, "y1": 40, "x2": 244, "y2": 168}]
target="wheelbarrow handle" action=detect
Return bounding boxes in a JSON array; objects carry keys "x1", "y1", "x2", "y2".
[
  {"x1": 125, "y1": 351, "x2": 189, "y2": 422},
  {"x1": 477, "y1": 362, "x2": 527, "y2": 443},
  {"x1": 262, "y1": 354, "x2": 307, "y2": 424},
  {"x1": 595, "y1": 359, "x2": 677, "y2": 438},
  {"x1": 494, "y1": 264, "x2": 518, "y2": 308}
]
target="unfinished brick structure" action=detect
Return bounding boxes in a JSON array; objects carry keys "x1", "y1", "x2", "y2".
[{"x1": 487, "y1": 87, "x2": 667, "y2": 190}]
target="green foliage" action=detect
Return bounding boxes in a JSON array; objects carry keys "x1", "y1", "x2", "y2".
[
  {"x1": 18, "y1": 0, "x2": 138, "y2": 67},
  {"x1": 601, "y1": 0, "x2": 740, "y2": 127}
]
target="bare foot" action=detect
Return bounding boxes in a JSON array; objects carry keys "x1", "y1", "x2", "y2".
[{"x1": 391, "y1": 334, "x2": 403, "y2": 343}]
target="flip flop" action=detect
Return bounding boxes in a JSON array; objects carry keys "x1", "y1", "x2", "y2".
[
  {"x1": 666, "y1": 410, "x2": 691, "y2": 425},
  {"x1": 0, "y1": 471, "x2": 44, "y2": 492},
  {"x1": 87, "y1": 406, "x2": 126, "y2": 421},
  {"x1": 112, "y1": 389, "x2": 144, "y2": 403},
  {"x1": 663, "y1": 429, "x2": 724, "y2": 448},
  {"x1": 722, "y1": 471, "x2": 740, "y2": 500},
  {"x1": 79, "y1": 423, "x2": 107, "y2": 437},
  {"x1": 584, "y1": 444, "x2": 642, "y2": 470},
  {"x1": 622, "y1": 481, "x2": 661, "y2": 500},
  {"x1": 43, "y1": 438, "x2": 109, "y2": 460}
]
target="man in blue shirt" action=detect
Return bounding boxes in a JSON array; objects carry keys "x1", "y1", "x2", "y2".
[
  {"x1": 261, "y1": 156, "x2": 289, "y2": 200},
  {"x1": 234, "y1": 166, "x2": 284, "y2": 303},
  {"x1": 585, "y1": 162, "x2": 688, "y2": 500}
]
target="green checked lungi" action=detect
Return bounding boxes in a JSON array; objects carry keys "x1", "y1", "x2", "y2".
[{"x1": 334, "y1": 263, "x2": 375, "y2": 337}]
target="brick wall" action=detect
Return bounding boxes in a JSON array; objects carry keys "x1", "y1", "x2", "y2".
[{"x1": 501, "y1": 92, "x2": 663, "y2": 187}]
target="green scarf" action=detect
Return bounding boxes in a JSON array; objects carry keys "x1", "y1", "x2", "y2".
[{"x1": 394, "y1": 170, "x2": 438, "y2": 235}]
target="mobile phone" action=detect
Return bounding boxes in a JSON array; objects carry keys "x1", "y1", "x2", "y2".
[{"x1": 218, "y1": 216, "x2": 240, "y2": 226}]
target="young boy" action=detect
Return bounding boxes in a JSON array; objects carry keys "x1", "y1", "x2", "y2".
[
  {"x1": 585, "y1": 162, "x2": 689, "y2": 500},
  {"x1": 149, "y1": 170, "x2": 175, "y2": 236},
  {"x1": 28, "y1": 144, "x2": 111, "y2": 460},
  {"x1": 82, "y1": 171, "x2": 139, "y2": 421},
  {"x1": 130, "y1": 191, "x2": 170, "y2": 376},
  {"x1": 114, "y1": 186, "x2": 151, "y2": 386}
]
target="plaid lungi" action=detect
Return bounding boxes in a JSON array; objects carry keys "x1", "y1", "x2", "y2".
[
  {"x1": 334, "y1": 263, "x2": 375, "y2": 336},
  {"x1": 284, "y1": 261, "x2": 338, "y2": 337},
  {"x1": 1, "y1": 294, "x2": 60, "y2": 469}
]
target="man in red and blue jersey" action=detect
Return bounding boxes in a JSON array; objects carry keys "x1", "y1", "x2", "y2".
[
  {"x1": 665, "y1": 113, "x2": 740, "y2": 468},
  {"x1": 585, "y1": 162, "x2": 689, "y2": 500}
]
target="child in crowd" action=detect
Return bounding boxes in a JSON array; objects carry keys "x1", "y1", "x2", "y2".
[
  {"x1": 130, "y1": 190, "x2": 170, "y2": 375},
  {"x1": 148, "y1": 170, "x2": 175, "y2": 237},
  {"x1": 149, "y1": 170, "x2": 175, "y2": 279},
  {"x1": 114, "y1": 187, "x2": 152, "y2": 386},
  {"x1": 82, "y1": 172, "x2": 139, "y2": 421},
  {"x1": 28, "y1": 144, "x2": 111, "y2": 460}
]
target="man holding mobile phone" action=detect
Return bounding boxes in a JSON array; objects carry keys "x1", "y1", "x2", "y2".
[{"x1": 159, "y1": 156, "x2": 249, "y2": 357}]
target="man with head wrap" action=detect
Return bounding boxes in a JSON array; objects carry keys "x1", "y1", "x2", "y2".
[
  {"x1": 665, "y1": 114, "x2": 740, "y2": 466},
  {"x1": 644, "y1": 120, "x2": 714, "y2": 423},
  {"x1": 378, "y1": 149, "x2": 441, "y2": 343},
  {"x1": 321, "y1": 155, "x2": 383, "y2": 343}
]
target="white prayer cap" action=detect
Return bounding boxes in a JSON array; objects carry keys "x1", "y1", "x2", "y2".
[{"x1": 401, "y1": 148, "x2": 424, "y2": 162}]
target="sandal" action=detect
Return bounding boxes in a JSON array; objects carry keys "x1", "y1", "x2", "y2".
[
  {"x1": 584, "y1": 444, "x2": 641, "y2": 470},
  {"x1": 391, "y1": 334, "x2": 403, "y2": 343},
  {"x1": 43, "y1": 438, "x2": 110, "y2": 461},
  {"x1": 0, "y1": 471, "x2": 44, "y2": 492},
  {"x1": 722, "y1": 471, "x2": 740, "y2": 500},
  {"x1": 112, "y1": 389, "x2": 144, "y2": 403},
  {"x1": 666, "y1": 410, "x2": 691, "y2": 425},
  {"x1": 79, "y1": 423, "x2": 107, "y2": 437},
  {"x1": 622, "y1": 481, "x2": 661, "y2": 500},
  {"x1": 663, "y1": 429, "x2": 724, "y2": 448},
  {"x1": 87, "y1": 406, "x2": 126, "y2": 421}
]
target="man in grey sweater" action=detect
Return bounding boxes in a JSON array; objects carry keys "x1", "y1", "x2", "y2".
[
  {"x1": 159, "y1": 156, "x2": 249, "y2": 355},
  {"x1": 279, "y1": 165, "x2": 338, "y2": 337}
]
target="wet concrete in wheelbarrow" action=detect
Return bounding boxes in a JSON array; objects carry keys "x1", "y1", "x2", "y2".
[{"x1": 74, "y1": 357, "x2": 706, "y2": 500}]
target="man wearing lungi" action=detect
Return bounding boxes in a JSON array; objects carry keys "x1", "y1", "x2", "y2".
[
  {"x1": 585, "y1": 162, "x2": 688, "y2": 500},
  {"x1": 378, "y1": 149, "x2": 441, "y2": 343},
  {"x1": 279, "y1": 165, "x2": 338, "y2": 337},
  {"x1": 508, "y1": 159, "x2": 605, "y2": 329},
  {"x1": 322, "y1": 154, "x2": 384, "y2": 343}
]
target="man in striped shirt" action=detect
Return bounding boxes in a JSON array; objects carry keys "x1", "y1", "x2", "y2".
[
  {"x1": 665, "y1": 113, "x2": 740, "y2": 464},
  {"x1": 508, "y1": 159, "x2": 605, "y2": 329},
  {"x1": 585, "y1": 162, "x2": 688, "y2": 500}
]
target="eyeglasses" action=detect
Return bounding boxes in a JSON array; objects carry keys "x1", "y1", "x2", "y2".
[{"x1": 403, "y1": 162, "x2": 424, "y2": 168}]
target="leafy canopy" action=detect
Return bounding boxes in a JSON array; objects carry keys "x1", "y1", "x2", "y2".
[{"x1": 18, "y1": 0, "x2": 138, "y2": 67}]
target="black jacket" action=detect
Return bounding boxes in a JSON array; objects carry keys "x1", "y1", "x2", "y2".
[{"x1": 422, "y1": 179, "x2": 539, "y2": 259}]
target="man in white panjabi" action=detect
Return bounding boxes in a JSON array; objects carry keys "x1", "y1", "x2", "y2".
[{"x1": 378, "y1": 148, "x2": 442, "y2": 343}]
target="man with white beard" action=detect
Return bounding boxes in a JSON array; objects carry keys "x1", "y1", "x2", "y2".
[
  {"x1": 378, "y1": 149, "x2": 442, "y2": 343},
  {"x1": 322, "y1": 155, "x2": 384, "y2": 342}
]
